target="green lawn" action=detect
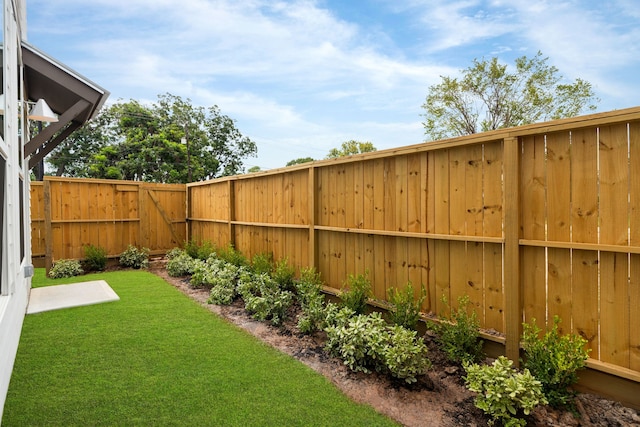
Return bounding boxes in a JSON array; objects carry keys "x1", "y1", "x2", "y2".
[{"x1": 3, "y1": 269, "x2": 396, "y2": 426}]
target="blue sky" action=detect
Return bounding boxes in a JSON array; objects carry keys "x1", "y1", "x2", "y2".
[{"x1": 26, "y1": 0, "x2": 640, "y2": 171}]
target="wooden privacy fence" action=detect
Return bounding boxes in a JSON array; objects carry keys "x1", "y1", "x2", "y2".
[
  {"x1": 188, "y1": 107, "x2": 640, "y2": 396},
  {"x1": 30, "y1": 177, "x2": 186, "y2": 268}
]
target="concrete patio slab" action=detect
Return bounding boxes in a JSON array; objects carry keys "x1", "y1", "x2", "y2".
[{"x1": 27, "y1": 280, "x2": 119, "y2": 314}]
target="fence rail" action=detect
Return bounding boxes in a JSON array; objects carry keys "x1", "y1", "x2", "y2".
[
  {"x1": 30, "y1": 177, "x2": 186, "y2": 269},
  {"x1": 187, "y1": 107, "x2": 640, "y2": 406}
]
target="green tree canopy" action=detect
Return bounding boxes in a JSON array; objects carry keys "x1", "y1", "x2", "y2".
[
  {"x1": 326, "y1": 140, "x2": 376, "y2": 159},
  {"x1": 48, "y1": 93, "x2": 257, "y2": 183},
  {"x1": 421, "y1": 52, "x2": 599, "y2": 141},
  {"x1": 286, "y1": 157, "x2": 315, "y2": 166}
]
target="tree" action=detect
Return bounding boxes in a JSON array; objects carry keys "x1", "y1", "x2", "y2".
[
  {"x1": 247, "y1": 166, "x2": 261, "y2": 173},
  {"x1": 421, "y1": 52, "x2": 599, "y2": 141},
  {"x1": 286, "y1": 157, "x2": 315, "y2": 166},
  {"x1": 47, "y1": 93, "x2": 257, "y2": 183},
  {"x1": 326, "y1": 140, "x2": 376, "y2": 159}
]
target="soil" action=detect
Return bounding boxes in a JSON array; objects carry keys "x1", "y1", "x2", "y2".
[{"x1": 148, "y1": 263, "x2": 640, "y2": 427}]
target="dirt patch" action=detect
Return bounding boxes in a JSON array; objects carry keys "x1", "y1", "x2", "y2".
[{"x1": 149, "y1": 266, "x2": 640, "y2": 427}]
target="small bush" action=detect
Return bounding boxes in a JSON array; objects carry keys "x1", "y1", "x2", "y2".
[
  {"x1": 166, "y1": 247, "x2": 185, "y2": 260},
  {"x1": 216, "y1": 243, "x2": 249, "y2": 267},
  {"x1": 295, "y1": 268, "x2": 326, "y2": 334},
  {"x1": 339, "y1": 273, "x2": 372, "y2": 314},
  {"x1": 184, "y1": 239, "x2": 215, "y2": 260},
  {"x1": 272, "y1": 258, "x2": 295, "y2": 291},
  {"x1": 119, "y1": 245, "x2": 149, "y2": 269},
  {"x1": 83, "y1": 244, "x2": 107, "y2": 272},
  {"x1": 49, "y1": 259, "x2": 84, "y2": 279},
  {"x1": 325, "y1": 311, "x2": 430, "y2": 383},
  {"x1": 464, "y1": 356, "x2": 547, "y2": 427},
  {"x1": 382, "y1": 325, "x2": 431, "y2": 382},
  {"x1": 166, "y1": 251, "x2": 198, "y2": 277},
  {"x1": 251, "y1": 252, "x2": 273, "y2": 275},
  {"x1": 206, "y1": 260, "x2": 245, "y2": 305},
  {"x1": 325, "y1": 312, "x2": 388, "y2": 374},
  {"x1": 387, "y1": 282, "x2": 426, "y2": 330},
  {"x1": 521, "y1": 316, "x2": 590, "y2": 409},
  {"x1": 429, "y1": 295, "x2": 484, "y2": 365},
  {"x1": 238, "y1": 272, "x2": 293, "y2": 326}
]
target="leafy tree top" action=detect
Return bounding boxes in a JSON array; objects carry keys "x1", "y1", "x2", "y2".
[
  {"x1": 326, "y1": 140, "x2": 377, "y2": 159},
  {"x1": 421, "y1": 52, "x2": 599, "y2": 141},
  {"x1": 48, "y1": 93, "x2": 257, "y2": 183}
]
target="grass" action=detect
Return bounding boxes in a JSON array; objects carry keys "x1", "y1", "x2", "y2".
[{"x1": 3, "y1": 269, "x2": 397, "y2": 426}]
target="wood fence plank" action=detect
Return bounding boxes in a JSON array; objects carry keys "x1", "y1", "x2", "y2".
[
  {"x1": 483, "y1": 141, "x2": 502, "y2": 238},
  {"x1": 572, "y1": 249, "x2": 599, "y2": 354},
  {"x1": 630, "y1": 254, "x2": 640, "y2": 371},
  {"x1": 599, "y1": 124, "x2": 629, "y2": 245},
  {"x1": 546, "y1": 132, "x2": 571, "y2": 242},
  {"x1": 521, "y1": 135, "x2": 546, "y2": 241},
  {"x1": 630, "y1": 122, "x2": 640, "y2": 245},
  {"x1": 433, "y1": 150, "x2": 449, "y2": 234},
  {"x1": 600, "y1": 252, "x2": 630, "y2": 367},
  {"x1": 484, "y1": 242, "x2": 504, "y2": 332},
  {"x1": 449, "y1": 147, "x2": 465, "y2": 235},
  {"x1": 466, "y1": 145, "x2": 483, "y2": 237},
  {"x1": 407, "y1": 154, "x2": 421, "y2": 233},
  {"x1": 522, "y1": 246, "x2": 547, "y2": 329},
  {"x1": 572, "y1": 129, "x2": 599, "y2": 244},
  {"x1": 395, "y1": 155, "x2": 408, "y2": 232}
]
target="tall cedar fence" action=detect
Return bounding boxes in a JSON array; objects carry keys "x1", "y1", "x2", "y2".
[
  {"x1": 187, "y1": 107, "x2": 640, "y2": 405},
  {"x1": 30, "y1": 177, "x2": 186, "y2": 269},
  {"x1": 29, "y1": 107, "x2": 640, "y2": 407}
]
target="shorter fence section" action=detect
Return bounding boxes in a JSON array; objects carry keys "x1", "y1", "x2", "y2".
[{"x1": 30, "y1": 177, "x2": 186, "y2": 268}]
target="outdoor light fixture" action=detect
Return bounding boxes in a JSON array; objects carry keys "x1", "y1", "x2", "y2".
[
  {"x1": 27, "y1": 98, "x2": 58, "y2": 122},
  {"x1": 0, "y1": 94, "x2": 58, "y2": 123}
]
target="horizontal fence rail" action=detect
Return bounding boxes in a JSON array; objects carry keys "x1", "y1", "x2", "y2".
[
  {"x1": 30, "y1": 177, "x2": 186, "y2": 269},
  {"x1": 187, "y1": 107, "x2": 640, "y2": 397}
]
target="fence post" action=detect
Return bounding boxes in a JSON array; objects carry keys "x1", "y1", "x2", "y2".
[
  {"x1": 228, "y1": 179, "x2": 235, "y2": 248},
  {"x1": 503, "y1": 137, "x2": 522, "y2": 365},
  {"x1": 44, "y1": 178, "x2": 52, "y2": 274},
  {"x1": 308, "y1": 166, "x2": 317, "y2": 270}
]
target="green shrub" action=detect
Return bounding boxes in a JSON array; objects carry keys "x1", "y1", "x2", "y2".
[
  {"x1": 295, "y1": 268, "x2": 326, "y2": 334},
  {"x1": 429, "y1": 295, "x2": 484, "y2": 365},
  {"x1": 238, "y1": 272, "x2": 293, "y2": 326},
  {"x1": 382, "y1": 325, "x2": 431, "y2": 382},
  {"x1": 325, "y1": 311, "x2": 430, "y2": 383},
  {"x1": 206, "y1": 260, "x2": 245, "y2": 305},
  {"x1": 119, "y1": 245, "x2": 149, "y2": 269},
  {"x1": 166, "y1": 252, "x2": 198, "y2": 277},
  {"x1": 83, "y1": 244, "x2": 107, "y2": 272},
  {"x1": 251, "y1": 252, "x2": 273, "y2": 275},
  {"x1": 521, "y1": 316, "x2": 590, "y2": 409},
  {"x1": 273, "y1": 258, "x2": 295, "y2": 290},
  {"x1": 464, "y1": 356, "x2": 547, "y2": 427},
  {"x1": 184, "y1": 239, "x2": 215, "y2": 260},
  {"x1": 387, "y1": 282, "x2": 426, "y2": 330},
  {"x1": 216, "y1": 243, "x2": 249, "y2": 267},
  {"x1": 339, "y1": 273, "x2": 372, "y2": 314},
  {"x1": 49, "y1": 259, "x2": 84, "y2": 279},
  {"x1": 325, "y1": 312, "x2": 388, "y2": 374},
  {"x1": 166, "y1": 247, "x2": 185, "y2": 260}
]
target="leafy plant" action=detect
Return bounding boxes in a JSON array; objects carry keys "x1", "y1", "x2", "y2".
[
  {"x1": 49, "y1": 259, "x2": 84, "y2": 278},
  {"x1": 183, "y1": 239, "x2": 215, "y2": 260},
  {"x1": 251, "y1": 252, "x2": 273, "y2": 275},
  {"x1": 238, "y1": 272, "x2": 293, "y2": 326},
  {"x1": 325, "y1": 312, "x2": 388, "y2": 374},
  {"x1": 521, "y1": 316, "x2": 590, "y2": 409},
  {"x1": 295, "y1": 268, "x2": 327, "y2": 334},
  {"x1": 382, "y1": 325, "x2": 431, "y2": 383},
  {"x1": 206, "y1": 260, "x2": 245, "y2": 305},
  {"x1": 429, "y1": 295, "x2": 484, "y2": 365},
  {"x1": 387, "y1": 282, "x2": 426, "y2": 330},
  {"x1": 119, "y1": 245, "x2": 150, "y2": 269},
  {"x1": 166, "y1": 251, "x2": 198, "y2": 277},
  {"x1": 325, "y1": 311, "x2": 431, "y2": 383},
  {"x1": 464, "y1": 356, "x2": 547, "y2": 427},
  {"x1": 272, "y1": 257, "x2": 295, "y2": 291},
  {"x1": 216, "y1": 243, "x2": 249, "y2": 267},
  {"x1": 166, "y1": 247, "x2": 185, "y2": 260},
  {"x1": 83, "y1": 244, "x2": 107, "y2": 272},
  {"x1": 339, "y1": 273, "x2": 372, "y2": 315}
]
